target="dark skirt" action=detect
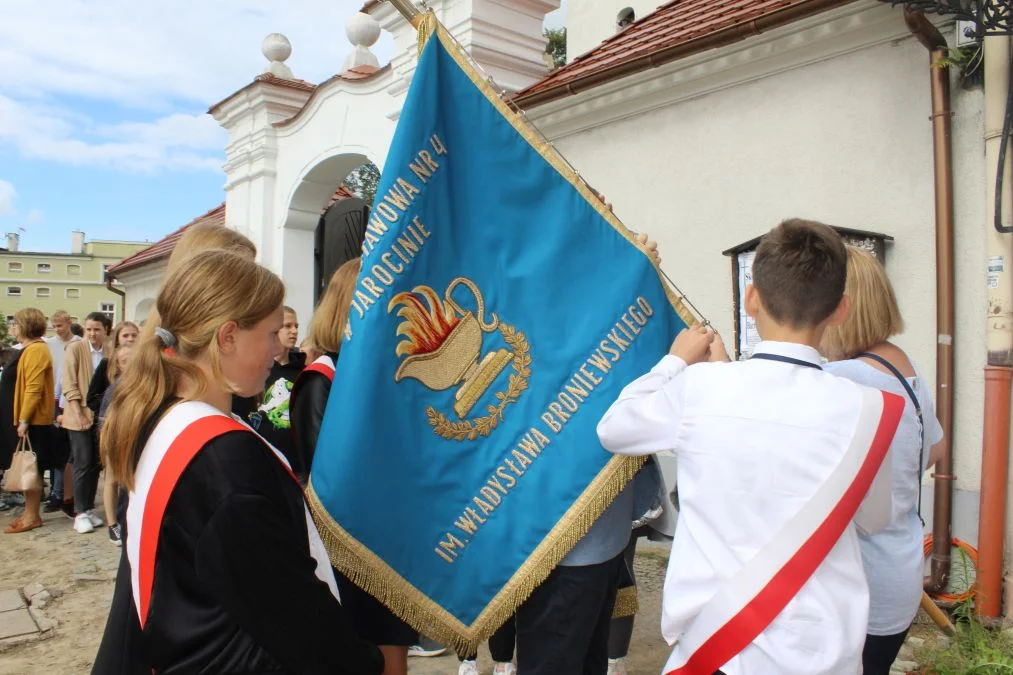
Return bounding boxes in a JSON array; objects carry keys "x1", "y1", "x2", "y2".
[{"x1": 28, "y1": 424, "x2": 60, "y2": 473}]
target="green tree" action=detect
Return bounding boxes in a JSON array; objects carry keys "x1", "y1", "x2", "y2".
[
  {"x1": 345, "y1": 162, "x2": 381, "y2": 206},
  {"x1": 0, "y1": 318, "x2": 12, "y2": 346},
  {"x1": 544, "y1": 27, "x2": 566, "y2": 69}
]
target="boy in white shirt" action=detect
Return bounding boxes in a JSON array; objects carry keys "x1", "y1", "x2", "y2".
[{"x1": 597, "y1": 219, "x2": 903, "y2": 675}]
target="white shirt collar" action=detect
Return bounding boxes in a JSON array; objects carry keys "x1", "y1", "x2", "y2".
[
  {"x1": 90, "y1": 343, "x2": 102, "y2": 354},
  {"x1": 750, "y1": 341, "x2": 823, "y2": 367}
]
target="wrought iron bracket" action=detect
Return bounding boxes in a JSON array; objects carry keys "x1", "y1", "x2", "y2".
[{"x1": 881, "y1": 1, "x2": 1013, "y2": 37}]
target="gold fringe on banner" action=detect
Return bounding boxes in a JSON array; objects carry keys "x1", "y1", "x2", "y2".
[
  {"x1": 612, "y1": 586, "x2": 639, "y2": 619},
  {"x1": 306, "y1": 17, "x2": 692, "y2": 655}
]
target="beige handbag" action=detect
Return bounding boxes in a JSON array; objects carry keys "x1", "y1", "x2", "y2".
[{"x1": 2, "y1": 434, "x2": 40, "y2": 492}]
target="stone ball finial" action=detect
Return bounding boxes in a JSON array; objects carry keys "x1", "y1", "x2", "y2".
[
  {"x1": 262, "y1": 33, "x2": 294, "y2": 79},
  {"x1": 343, "y1": 12, "x2": 381, "y2": 71}
]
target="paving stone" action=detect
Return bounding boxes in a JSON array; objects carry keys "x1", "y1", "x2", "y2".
[
  {"x1": 892, "y1": 659, "x2": 919, "y2": 672},
  {"x1": 21, "y1": 583, "x2": 44, "y2": 600},
  {"x1": 72, "y1": 574, "x2": 108, "y2": 583},
  {"x1": 0, "y1": 608, "x2": 38, "y2": 639},
  {"x1": 0, "y1": 590, "x2": 25, "y2": 613},
  {"x1": 30, "y1": 590, "x2": 52, "y2": 609},
  {"x1": 29, "y1": 607, "x2": 56, "y2": 633},
  {"x1": 74, "y1": 563, "x2": 98, "y2": 574}
]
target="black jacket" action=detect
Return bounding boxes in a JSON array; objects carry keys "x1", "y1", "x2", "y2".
[
  {"x1": 289, "y1": 353, "x2": 337, "y2": 483},
  {"x1": 92, "y1": 415, "x2": 383, "y2": 675}
]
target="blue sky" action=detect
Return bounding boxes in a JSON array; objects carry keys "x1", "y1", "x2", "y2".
[{"x1": 0, "y1": 1, "x2": 566, "y2": 253}]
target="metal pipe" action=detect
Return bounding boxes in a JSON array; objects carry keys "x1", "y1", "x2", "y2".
[
  {"x1": 105, "y1": 276, "x2": 126, "y2": 324},
  {"x1": 904, "y1": 9, "x2": 956, "y2": 594},
  {"x1": 979, "y1": 26, "x2": 1013, "y2": 620},
  {"x1": 978, "y1": 367, "x2": 1012, "y2": 617},
  {"x1": 387, "y1": 0, "x2": 422, "y2": 28}
]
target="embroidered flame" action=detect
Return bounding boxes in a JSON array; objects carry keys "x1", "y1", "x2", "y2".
[{"x1": 387, "y1": 285, "x2": 460, "y2": 357}]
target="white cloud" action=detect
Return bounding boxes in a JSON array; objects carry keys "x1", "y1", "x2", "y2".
[
  {"x1": 0, "y1": 180, "x2": 16, "y2": 216},
  {"x1": 0, "y1": 1, "x2": 394, "y2": 173},
  {"x1": 26, "y1": 209, "x2": 44, "y2": 224},
  {"x1": 0, "y1": 95, "x2": 225, "y2": 172},
  {"x1": 0, "y1": 1, "x2": 392, "y2": 108}
]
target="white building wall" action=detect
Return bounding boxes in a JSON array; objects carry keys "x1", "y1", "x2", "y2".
[
  {"x1": 530, "y1": 6, "x2": 990, "y2": 544},
  {"x1": 116, "y1": 263, "x2": 165, "y2": 325}
]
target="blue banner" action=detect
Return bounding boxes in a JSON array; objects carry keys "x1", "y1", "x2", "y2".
[{"x1": 308, "y1": 17, "x2": 692, "y2": 650}]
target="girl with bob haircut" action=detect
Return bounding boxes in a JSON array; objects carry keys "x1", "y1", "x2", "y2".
[
  {"x1": 822, "y1": 247, "x2": 943, "y2": 674},
  {"x1": 98, "y1": 249, "x2": 383, "y2": 674}
]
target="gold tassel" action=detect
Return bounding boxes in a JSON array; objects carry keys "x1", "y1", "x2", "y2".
[
  {"x1": 416, "y1": 11, "x2": 438, "y2": 56},
  {"x1": 612, "y1": 586, "x2": 639, "y2": 619}
]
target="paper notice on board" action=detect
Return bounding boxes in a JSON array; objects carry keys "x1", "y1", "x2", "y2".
[{"x1": 737, "y1": 250, "x2": 762, "y2": 359}]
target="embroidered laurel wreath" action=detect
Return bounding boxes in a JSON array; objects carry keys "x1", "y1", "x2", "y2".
[{"x1": 427, "y1": 323, "x2": 531, "y2": 441}]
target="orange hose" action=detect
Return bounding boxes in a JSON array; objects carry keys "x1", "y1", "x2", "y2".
[{"x1": 923, "y1": 535, "x2": 978, "y2": 603}]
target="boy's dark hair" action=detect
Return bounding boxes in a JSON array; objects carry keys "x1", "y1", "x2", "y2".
[
  {"x1": 71, "y1": 323, "x2": 84, "y2": 338},
  {"x1": 752, "y1": 218, "x2": 847, "y2": 328},
  {"x1": 85, "y1": 311, "x2": 112, "y2": 332}
]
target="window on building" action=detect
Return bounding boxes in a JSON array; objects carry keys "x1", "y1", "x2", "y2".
[
  {"x1": 7, "y1": 286, "x2": 21, "y2": 297},
  {"x1": 102, "y1": 264, "x2": 111, "y2": 282},
  {"x1": 7, "y1": 262, "x2": 22, "y2": 273},
  {"x1": 36, "y1": 287, "x2": 50, "y2": 298},
  {"x1": 65, "y1": 288, "x2": 80, "y2": 299},
  {"x1": 37, "y1": 263, "x2": 51, "y2": 274},
  {"x1": 5, "y1": 316, "x2": 13, "y2": 325},
  {"x1": 100, "y1": 302, "x2": 115, "y2": 324},
  {"x1": 67, "y1": 264, "x2": 81, "y2": 275}
]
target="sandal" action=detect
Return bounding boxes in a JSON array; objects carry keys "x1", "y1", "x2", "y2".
[{"x1": 4, "y1": 518, "x2": 43, "y2": 534}]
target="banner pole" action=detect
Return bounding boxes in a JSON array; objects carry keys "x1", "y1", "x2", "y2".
[{"x1": 387, "y1": 0, "x2": 423, "y2": 28}]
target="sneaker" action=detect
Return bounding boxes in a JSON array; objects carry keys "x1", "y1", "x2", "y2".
[
  {"x1": 73, "y1": 513, "x2": 95, "y2": 534},
  {"x1": 60, "y1": 501, "x2": 76, "y2": 520},
  {"x1": 493, "y1": 663, "x2": 517, "y2": 675},
  {"x1": 458, "y1": 660, "x2": 479, "y2": 675},
  {"x1": 87, "y1": 510, "x2": 105, "y2": 528},
  {"x1": 408, "y1": 644, "x2": 447, "y2": 658},
  {"x1": 108, "y1": 523, "x2": 122, "y2": 546},
  {"x1": 607, "y1": 658, "x2": 628, "y2": 675},
  {"x1": 43, "y1": 497, "x2": 63, "y2": 513}
]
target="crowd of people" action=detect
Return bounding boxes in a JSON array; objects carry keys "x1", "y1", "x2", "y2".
[{"x1": 0, "y1": 216, "x2": 940, "y2": 675}]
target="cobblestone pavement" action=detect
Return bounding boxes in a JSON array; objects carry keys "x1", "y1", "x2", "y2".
[{"x1": 0, "y1": 485, "x2": 674, "y2": 675}]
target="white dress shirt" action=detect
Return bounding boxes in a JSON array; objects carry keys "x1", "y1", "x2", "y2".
[{"x1": 597, "y1": 341, "x2": 891, "y2": 675}]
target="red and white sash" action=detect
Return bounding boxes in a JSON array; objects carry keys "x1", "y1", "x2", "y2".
[
  {"x1": 126, "y1": 401, "x2": 338, "y2": 628},
  {"x1": 302, "y1": 354, "x2": 335, "y2": 382},
  {"x1": 664, "y1": 387, "x2": 904, "y2": 675}
]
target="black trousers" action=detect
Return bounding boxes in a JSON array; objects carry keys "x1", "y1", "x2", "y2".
[
  {"x1": 607, "y1": 534, "x2": 639, "y2": 659},
  {"x1": 516, "y1": 552, "x2": 623, "y2": 675},
  {"x1": 862, "y1": 629, "x2": 910, "y2": 675},
  {"x1": 70, "y1": 428, "x2": 100, "y2": 513},
  {"x1": 460, "y1": 615, "x2": 515, "y2": 662}
]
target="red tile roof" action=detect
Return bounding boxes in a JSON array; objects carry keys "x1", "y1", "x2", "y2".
[
  {"x1": 514, "y1": 0, "x2": 855, "y2": 108},
  {"x1": 273, "y1": 64, "x2": 390, "y2": 128},
  {"x1": 208, "y1": 73, "x2": 318, "y2": 115},
  {"x1": 108, "y1": 186, "x2": 363, "y2": 276},
  {"x1": 107, "y1": 203, "x2": 226, "y2": 276}
]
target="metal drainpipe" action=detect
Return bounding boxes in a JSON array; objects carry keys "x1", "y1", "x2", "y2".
[
  {"x1": 978, "y1": 28, "x2": 1013, "y2": 620},
  {"x1": 904, "y1": 9, "x2": 956, "y2": 594},
  {"x1": 105, "y1": 276, "x2": 126, "y2": 324}
]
